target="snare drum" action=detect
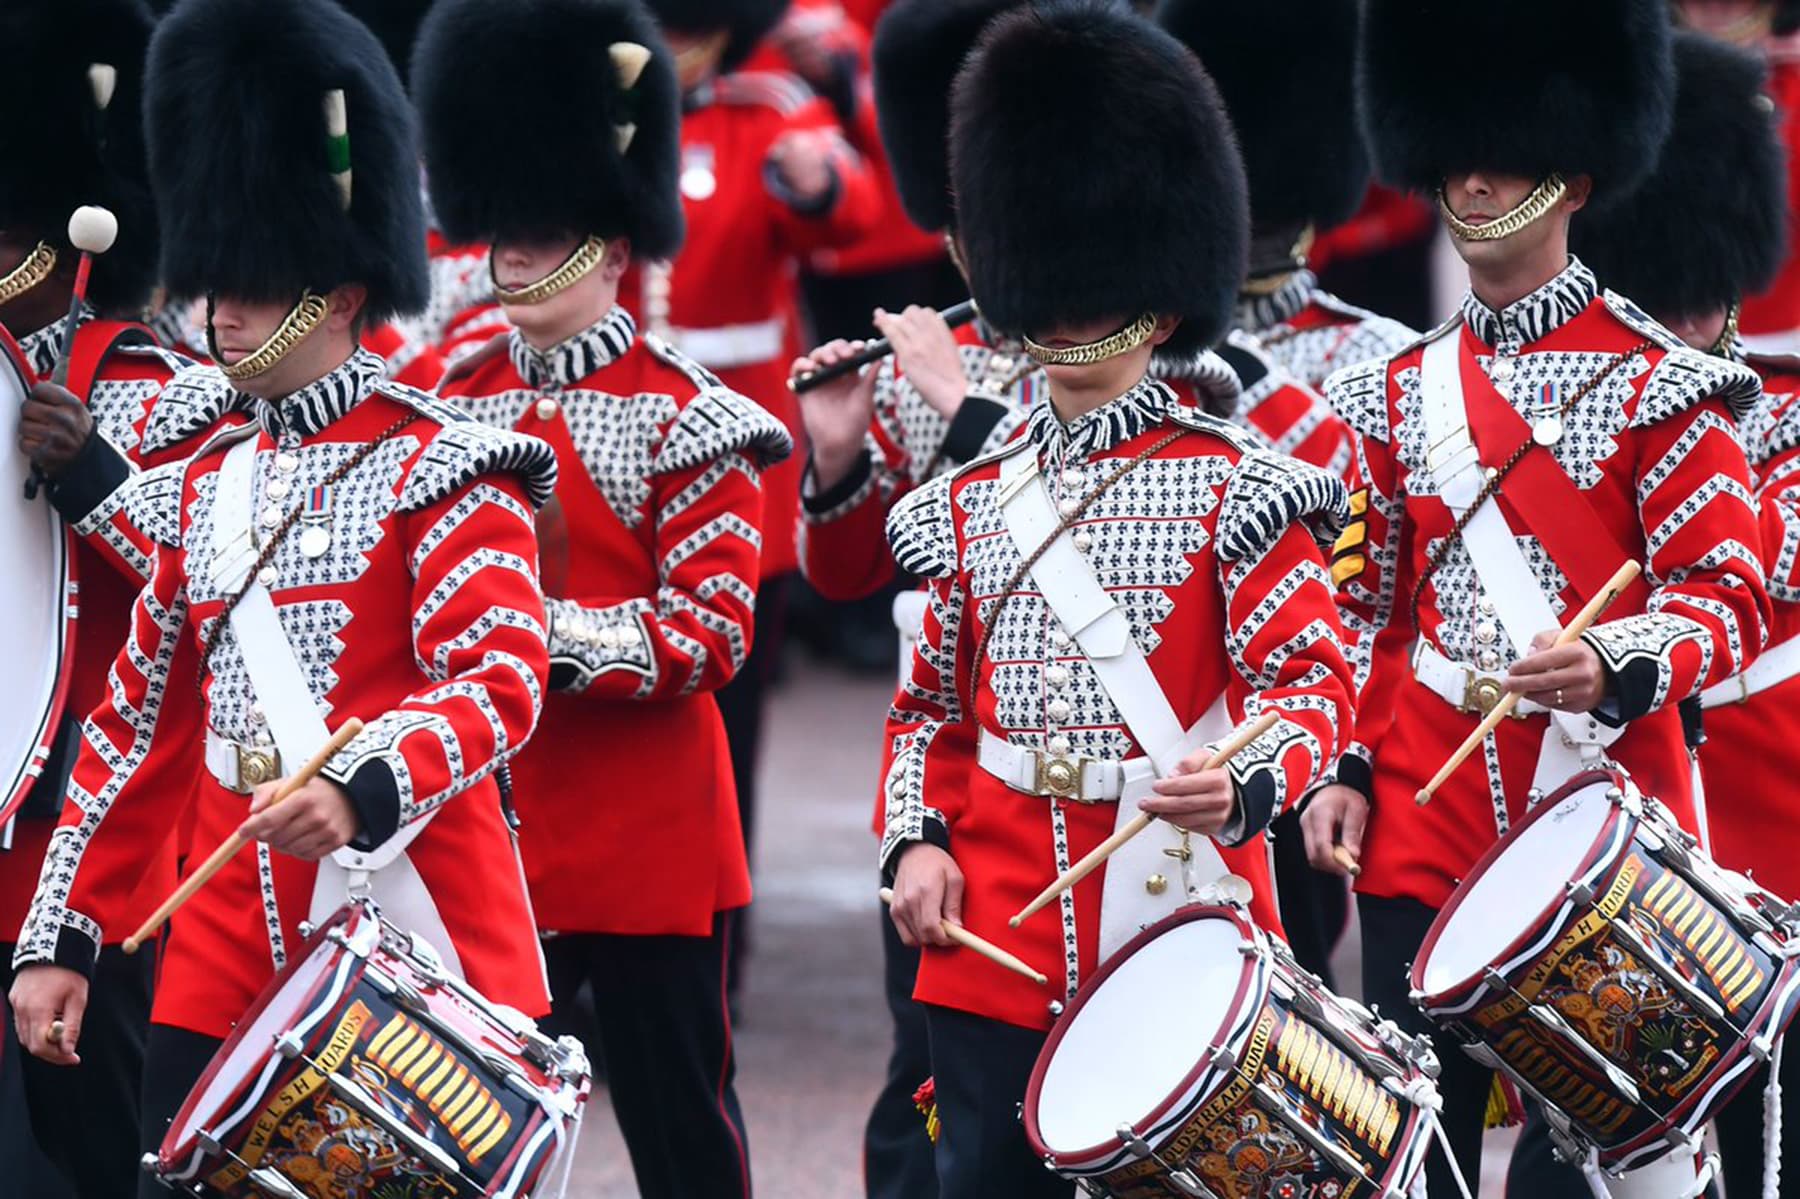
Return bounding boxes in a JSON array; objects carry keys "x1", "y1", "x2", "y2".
[
  {"x1": 148, "y1": 900, "x2": 589, "y2": 1198},
  {"x1": 1413, "y1": 768, "x2": 1800, "y2": 1174},
  {"x1": 1025, "y1": 904, "x2": 1440, "y2": 1198}
]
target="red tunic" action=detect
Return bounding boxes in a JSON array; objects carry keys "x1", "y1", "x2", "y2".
[
  {"x1": 628, "y1": 68, "x2": 882, "y2": 578},
  {"x1": 397, "y1": 232, "x2": 510, "y2": 372},
  {"x1": 1326, "y1": 260, "x2": 1769, "y2": 909},
  {"x1": 882, "y1": 378, "x2": 1353, "y2": 1030},
  {"x1": 1234, "y1": 270, "x2": 1419, "y2": 392},
  {"x1": 0, "y1": 315, "x2": 192, "y2": 943},
  {"x1": 14, "y1": 349, "x2": 557, "y2": 1036},
  {"x1": 1700, "y1": 350, "x2": 1800, "y2": 900},
  {"x1": 440, "y1": 310, "x2": 792, "y2": 936}
]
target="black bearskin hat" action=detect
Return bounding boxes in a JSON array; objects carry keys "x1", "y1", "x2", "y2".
[
  {"x1": 337, "y1": 0, "x2": 437, "y2": 87},
  {"x1": 1359, "y1": 0, "x2": 1675, "y2": 207},
  {"x1": 0, "y1": 0, "x2": 159, "y2": 313},
  {"x1": 1572, "y1": 32, "x2": 1787, "y2": 318},
  {"x1": 1157, "y1": 0, "x2": 1367, "y2": 231},
  {"x1": 415, "y1": 0, "x2": 684, "y2": 258},
  {"x1": 951, "y1": 0, "x2": 1247, "y2": 366},
  {"x1": 645, "y1": 0, "x2": 790, "y2": 72},
  {"x1": 146, "y1": 0, "x2": 428, "y2": 320},
  {"x1": 1779, "y1": 1, "x2": 1800, "y2": 35},
  {"x1": 873, "y1": 0, "x2": 1017, "y2": 233}
]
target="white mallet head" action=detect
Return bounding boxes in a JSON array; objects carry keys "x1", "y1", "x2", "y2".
[{"x1": 68, "y1": 206, "x2": 119, "y2": 256}]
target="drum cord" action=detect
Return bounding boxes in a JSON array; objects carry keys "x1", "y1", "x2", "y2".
[{"x1": 1765, "y1": 1035, "x2": 1785, "y2": 1199}]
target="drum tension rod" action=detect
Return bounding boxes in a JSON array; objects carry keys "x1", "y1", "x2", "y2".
[
  {"x1": 325, "y1": 1069, "x2": 479, "y2": 1186},
  {"x1": 1486, "y1": 968, "x2": 1650, "y2": 1110},
  {"x1": 1115, "y1": 1126, "x2": 1220, "y2": 1199},
  {"x1": 1276, "y1": 980, "x2": 1406, "y2": 1083},
  {"x1": 1601, "y1": 919, "x2": 1730, "y2": 1025},
  {"x1": 1250, "y1": 1078, "x2": 1374, "y2": 1182}
]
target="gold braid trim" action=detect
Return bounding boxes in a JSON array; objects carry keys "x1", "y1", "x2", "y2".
[
  {"x1": 491, "y1": 235, "x2": 607, "y2": 307},
  {"x1": 1023, "y1": 312, "x2": 1157, "y2": 366},
  {"x1": 1439, "y1": 175, "x2": 1567, "y2": 243},
  {"x1": 214, "y1": 293, "x2": 330, "y2": 381},
  {"x1": 0, "y1": 242, "x2": 58, "y2": 307}
]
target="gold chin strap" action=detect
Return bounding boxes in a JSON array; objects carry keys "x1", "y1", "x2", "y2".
[
  {"x1": 0, "y1": 242, "x2": 58, "y2": 307},
  {"x1": 213, "y1": 292, "x2": 330, "y2": 381},
  {"x1": 1439, "y1": 174, "x2": 1568, "y2": 243},
  {"x1": 1023, "y1": 313, "x2": 1159, "y2": 367},
  {"x1": 491, "y1": 235, "x2": 608, "y2": 308},
  {"x1": 1709, "y1": 301, "x2": 1742, "y2": 359}
]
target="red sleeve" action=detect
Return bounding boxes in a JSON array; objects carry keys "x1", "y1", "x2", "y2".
[
  {"x1": 769, "y1": 99, "x2": 883, "y2": 254},
  {"x1": 1756, "y1": 407, "x2": 1800, "y2": 604}
]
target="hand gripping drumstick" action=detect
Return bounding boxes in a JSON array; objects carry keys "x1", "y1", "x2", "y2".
[
  {"x1": 1414, "y1": 559, "x2": 1641, "y2": 808},
  {"x1": 879, "y1": 887, "x2": 1048, "y2": 986},
  {"x1": 789, "y1": 300, "x2": 978, "y2": 393},
  {"x1": 24, "y1": 206, "x2": 118, "y2": 502},
  {"x1": 1331, "y1": 845, "x2": 1362, "y2": 878},
  {"x1": 1010, "y1": 711, "x2": 1282, "y2": 928},
  {"x1": 123, "y1": 719, "x2": 364, "y2": 954}
]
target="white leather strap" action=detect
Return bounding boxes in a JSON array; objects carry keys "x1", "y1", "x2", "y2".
[
  {"x1": 665, "y1": 317, "x2": 785, "y2": 370},
  {"x1": 1699, "y1": 636, "x2": 1800, "y2": 708},
  {"x1": 1412, "y1": 641, "x2": 1547, "y2": 717},
  {"x1": 1419, "y1": 331, "x2": 1622, "y2": 792},
  {"x1": 976, "y1": 729, "x2": 1128, "y2": 801},
  {"x1": 203, "y1": 728, "x2": 279, "y2": 794}
]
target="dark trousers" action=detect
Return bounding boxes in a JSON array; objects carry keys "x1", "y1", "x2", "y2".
[
  {"x1": 923, "y1": 1005, "x2": 1067, "y2": 1199},
  {"x1": 137, "y1": 1023, "x2": 222, "y2": 1199},
  {"x1": 0, "y1": 945, "x2": 154, "y2": 1199},
  {"x1": 542, "y1": 917, "x2": 751, "y2": 1199},
  {"x1": 1359, "y1": 894, "x2": 1490, "y2": 1197},
  {"x1": 1712, "y1": 1045, "x2": 1800, "y2": 1198},
  {"x1": 864, "y1": 908, "x2": 938, "y2": 1199},
  {"x1": 1269, "y1": 810, "x2": 1347, "y2": 990}
]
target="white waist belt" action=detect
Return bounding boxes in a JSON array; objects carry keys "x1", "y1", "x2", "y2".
[
  {"x1": 666, "y1": 317, "x2": 785, "y2": 370},
  {"x1": 1412, "y1": 641, "x2": 1548, "y2": 718},
  {"x1": 1700, "y1": 636, "x2": 1800, "y2": 708},
  {"x1": 976, "y1": 728, "x2": 1150, "y2": 803},
  {"x1": 205, "y1": 729, "x2": 283, "y2": 795}
]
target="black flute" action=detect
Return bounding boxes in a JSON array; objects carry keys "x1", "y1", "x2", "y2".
[{"x1": 789, "y1": 300, "x2": 978, "y2": 393}]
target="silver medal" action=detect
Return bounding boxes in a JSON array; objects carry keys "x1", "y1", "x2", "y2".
[
  {"x1": 298, "y1": 525, "x2": 331, "y2": 559},
  {"x1": 1532, "y1": 416, "x2": 1563, "y2": 446}
]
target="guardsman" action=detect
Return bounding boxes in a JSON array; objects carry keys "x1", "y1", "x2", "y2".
[
  {"x1": 1560, "y1": 31, "x2": 1797, "y2": 1196},
  {"x1": 417, "y1": 1, "x2": 790, "y2": 1194},
  {"x1": 1300, "y1": 5, "x2": 1768, "y2": 1193},
  {"x1": 7, "y1": 7, "x2": 557, "y2": 1198},
  {"x1": 881, "y1": 4, "x2": 1354, "y2": 1193}
]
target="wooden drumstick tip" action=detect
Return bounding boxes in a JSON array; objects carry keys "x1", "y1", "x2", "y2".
[
  {"x1": 45, "y1": 1019, "x2": 65, "y2": 1047},
  {"x1": 1331, "y1": 844, "x2": 1362, "y2": 877}
]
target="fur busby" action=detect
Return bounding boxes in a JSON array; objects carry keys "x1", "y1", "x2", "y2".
[
  {"x1": 1779, "y1": 2, "x2": 1800, "y2": 35},
  {"x1": 1358, "y1": 0, "x2": 1675, "y2": 207},
  {"x1": 146, "y1": 0, "x2": 428, "y2": 320},
  {"x1": 337, "y1": 0, "x2": 437, "y2": 86},
  {"x1": 950, "y1": 0, "x2": 1248, "y2": 365},
  {"x1": 414, "y1": 0, "x2": 684, "y2": 257},
  {"x1": 645, "y1": 0, "x2": 790, "y2": 72},
  {"x1": 1157, "y1": 0, "x2": 1367, "y2": 231},
  {"x1": 0, "y1": 0, "x2": 159, "y2": 313},
  {"x1": 872, "y1": 0, "x2": 1017, "y2": 233},
  {"x1": 1572, "y1": 33, "x2": 1787, "y2": 318}
]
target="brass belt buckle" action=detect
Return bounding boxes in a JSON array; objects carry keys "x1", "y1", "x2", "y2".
[
  {"x1": 1462, "y1": 673, "x2": 1506, "y2": 717},
  {"x1": 1035, "y1": 753, "x2": 1086, "y2": 802},
  {"x1": 236, "y1": 744, "x2": 280, "y2": 791}
]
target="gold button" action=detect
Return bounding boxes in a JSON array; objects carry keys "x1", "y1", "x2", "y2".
[{"x1": 1145, "y1": 874, "x2": 1168, "y2": 896}]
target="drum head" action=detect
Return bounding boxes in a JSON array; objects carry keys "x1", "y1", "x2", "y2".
[
  {"x1": 1032, "y1": 909, "x2": 1252, "y2": 1156},
  {"x1": 0, "y1": 330, "x2": 70, "y2": 824},
  {"x1": 1418, "y1": 774, "x2": 1617, "y2": 998},
  {"x1": 161, "y1": 909, "x2": 363, "y2": 1166}
]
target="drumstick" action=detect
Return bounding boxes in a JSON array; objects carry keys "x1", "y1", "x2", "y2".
[
  {"x1": 789, "y1": 300, "x2": 978, "y2": 393},
  {"x1": 1332, "y1": 845, "x2": 1362, "y2": 878},
  {"x1": 879, "y1": 887, "x2": 1047, "y2": 986},
  {"x1": 122, "y1": 719, "x2": 364, "y2": 955},
  {"x1": 1414, "y1": 560, "x2": 1641, "y2": 807},
  {"x1": 1009, "y1": 711, "x2": 1281, "y2": 928}
]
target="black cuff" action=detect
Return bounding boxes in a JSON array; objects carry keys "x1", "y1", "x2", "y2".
[
  {"x1": 547, "y1": 660, "x2": 584, "y2": 693},
  {"x1": 765, "y1": 157, "x2": 842, "y2": 218},
  {"x1": 816, "y1": 52, "x2": 859, "y2": 126},
  {"x1": 940, "y1": 396, "x2": 1009, "y2": 465},
  {"x1": 1336, "y1": 754, "x2": 1374, "y2": 802},
  {"x1": 49, "y1": 925, "x2": 99, "y2": 979},
  {"x1": 880, "y1": 821, "x2": 950, "y2": 888},
  {"x1": 46, "y1": 430, "x2": 131, "y2": 526},
  {"x1": 323, "y1": 756, "x2": 401, "y2": 850},
  {"x1": 801, "y1": 449, "x2": 872, "y2": 515},
  {"x1": 1223, "y1": 771, "x2": 1278, "y2": 847}
]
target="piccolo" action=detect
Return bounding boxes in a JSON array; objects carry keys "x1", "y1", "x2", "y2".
[{"x1": 789, "y1": 300, "x2": 978, "y2": 393}]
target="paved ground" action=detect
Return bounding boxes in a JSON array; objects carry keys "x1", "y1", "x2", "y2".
[{"x1": 565, "y1": 659, "x2": 1519, "y2": 1196}]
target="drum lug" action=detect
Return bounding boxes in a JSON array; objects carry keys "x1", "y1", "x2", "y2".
[
  {"x1": 1565, "y1": 881, "x2": 1595, "y2": 907},
  {"x1": 197, "y1": 1130, "x2": 222, "y2": 1157},
  {"x1": 1603, "y1": 918, "x2": 1729, "y2": 1025},
  {"x1": 273, "y1": 1032, "x2": 304, "y2": 1060}
]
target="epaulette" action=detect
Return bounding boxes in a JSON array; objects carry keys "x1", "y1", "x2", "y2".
[
  {"x1": 111, "y1": 343, "x2": 198, "y2": 376},
  {"x1": 643, "y1": 332, "x2": 728, "y2": 392},
  {"x1": 128, "y1": 458, "x2": 194, "y2": 549},
  {"x1": 1216, "y1": 450, "x2": 1350, "y2": 563},
  {"x1": 438, "y1": 331, "x2": 509, "y2": 387},
  {"x1": 1600, "y1": 289, "x2": 1687, "y2": 352},
  {"x1": 1164, "y1": 397, "x2": 1262, "y2": 455},
  {"x1": 1218, "y1": 329, "x2": 1276, "y2": 391},
  {"x1": 1309, "y1": 293, "x2": 1420, "y2": 352},
  {"x1": 1629, "y1": 343, "x2": 1762, "y2": 426},
  {"x1": 140, "y1": 363, "x2": 239, "y2": 455},
  {"x1": 886, "y1": 471, "x2": 957, "y2": 580},
  {"x1": 1322, "y1": 355, "x2": 1396, "y2": 443},
  {"x1": 394, "y1": 409, "x2": 559, "y2": 512},
  {"x1": 653, "y1": 387, "x2": 793, "y2": 475},
  {"x1": 710, "y1": 70, "x2": 814, "y2": 116}
]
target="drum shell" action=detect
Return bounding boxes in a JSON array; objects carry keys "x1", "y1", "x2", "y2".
[
  {"x1": 155, "y1": 903, "x2": 581, "y2": 1197},
  {"x1": 1025, "y1": 905, "x2": 1433, "y2": 1198},
  {"x1": 1415, "y1": 770, "x2": 1800, "y2": 1171}
]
